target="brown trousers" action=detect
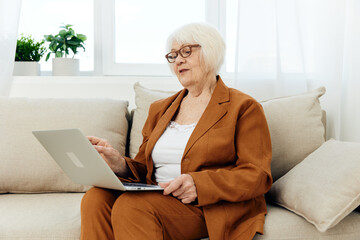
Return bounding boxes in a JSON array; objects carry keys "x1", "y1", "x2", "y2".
[{"x1": 80, "y1": 187, "x2": 208, "y2": 240}]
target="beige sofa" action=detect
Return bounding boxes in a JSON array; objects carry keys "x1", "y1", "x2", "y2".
[{"x1": 1, "y1": 83, "x2": 359, "y2": 240}]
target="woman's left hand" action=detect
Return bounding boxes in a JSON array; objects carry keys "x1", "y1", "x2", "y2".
[{"x1": 159, "y1": 174, "x2": 197, "y2": 204}]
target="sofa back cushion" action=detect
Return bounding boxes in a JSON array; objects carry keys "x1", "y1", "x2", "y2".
[
  {"x1": 130, "y1": 83, "x2": 325, "y2": 181},
  {"x1": 129, "y1": 82, "x2": 176, "y2": 158},
  {"x1": 0, "y1": 97, "x2": 129, "y2": 193},
  {"x1": 261, "y1": 87, "x2": 326, "y2": 181}
]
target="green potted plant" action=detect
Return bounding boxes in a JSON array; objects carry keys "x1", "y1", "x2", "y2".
[
  {"x1": 13, "y1": 35, "x2": 46, "y2": 76},
  {"x1": 44, "y1": 24, "x2": 87, "y2": 76}
]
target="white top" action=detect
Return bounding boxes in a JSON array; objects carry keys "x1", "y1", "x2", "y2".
[{"x1": 152, "y1": 121, "x2": 196, "y2": 183}]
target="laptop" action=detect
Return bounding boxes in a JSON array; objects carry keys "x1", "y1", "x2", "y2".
[{"x1": 32, "y1": 128, "x2": 163, "y2": 191}]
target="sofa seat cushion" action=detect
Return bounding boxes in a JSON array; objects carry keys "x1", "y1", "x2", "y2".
[
  {"x1": 254, "y1": 203, "x2": 360, "y2": 240},
  {"x1": 0, "y1": 193, "x2": 84, "y2": 240}
]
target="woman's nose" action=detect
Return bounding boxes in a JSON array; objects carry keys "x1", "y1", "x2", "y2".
[{"x1": 175, "y1": 54, "x2": 185, "y2": 65}]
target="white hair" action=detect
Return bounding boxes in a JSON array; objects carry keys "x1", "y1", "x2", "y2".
[{"x1": 166, "y1": 22, "x2": 226, "y2": 75}]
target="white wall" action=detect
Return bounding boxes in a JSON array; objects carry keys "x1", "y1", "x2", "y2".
[
  {"x1": 10, "y1": 76, "x2": 184, "y2": 110},
  {"x1": 10, "y1": 76, "x2": 287, "y2": 110}
]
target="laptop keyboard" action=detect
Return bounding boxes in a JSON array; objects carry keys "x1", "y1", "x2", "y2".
[{"x1": 123, "y1": 182, "x2": 160, "y2": 188}]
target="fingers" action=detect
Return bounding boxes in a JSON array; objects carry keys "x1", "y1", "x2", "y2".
[
  {"x1": 171, "y1": 187, "x2": 185, "y2": 197},
  {"x1": 179, "y1": 190, "x2": 197, "y2": 204},
  {"x1": 158, "y1": 182, "x2": 170, "y2": 188},
  {"x1": 94, "y1": 145, "x2": 116, "y2": 157},
  {"x1": 93, "y1": 145, "x2": 124, "y2": 174},
  {"x1": 161, "y1": 174, "x2": 197, "y2": 204},
  {"x1": 94, "y1": 145, "x2": 107, "y2": 154},
  {"x1": 162, "y1": 179, "x2": 182, "y2": 195},
  {"x1": 181, "y1": 197, "x2": 194, "y2": 204},
  {"x1": 87, "y1": 136, "x2": 111, "y2": 147},
  {"x1": 175, "y1": 189, "x2": 196, "y2": 204},
  {"x1": 87, "y1": 136, "x2": 101, "y2": 144}
]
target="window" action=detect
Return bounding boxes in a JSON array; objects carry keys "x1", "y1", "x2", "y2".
[
  {"x1": 18, "y1": 0, "x2": 223, "y2": 76},
  {"x1": 18, "y1": 0, "x2": 94, "y2": 73},
  {"x1": 102, "y1": 0, "x2": 207, "y2": 76},
  {"x1": 115, "y1": 0, "x2": 206, "y2": 64}
]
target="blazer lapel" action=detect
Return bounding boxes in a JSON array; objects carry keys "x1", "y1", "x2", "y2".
[
  {"x1": 145, "y1": 89, "x2": 187, "y2": 177},
  {"x1": 182, "y1": 77, "x2": 230, "y2": 159}
]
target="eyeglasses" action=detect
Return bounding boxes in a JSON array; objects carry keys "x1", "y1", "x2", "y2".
[{"x1": 165, "y1": 44, "x2": 201, "y2": 63}]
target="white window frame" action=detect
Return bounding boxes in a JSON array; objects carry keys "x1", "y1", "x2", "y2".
[{"x1": 98, "y1": 0, "x2": 225, "y2": 76}]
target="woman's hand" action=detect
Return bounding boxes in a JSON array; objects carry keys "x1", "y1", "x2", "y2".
[
  {"x1": 87, "y1": 136, "x2": 126, "y2": 176},
  {"x1": 159, "y1": 174, "x2": 197, "y2": 204}
]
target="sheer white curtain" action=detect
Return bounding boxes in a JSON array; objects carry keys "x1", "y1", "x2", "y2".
[
  {"x1": 0, "y1": 0, "x2": 22, "y2": 96},
  {"x1": 233, "y1": 0, "x2": 360, "y2": 142}
]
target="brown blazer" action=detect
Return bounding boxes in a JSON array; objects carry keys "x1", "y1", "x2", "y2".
[{"x1": 123, "y1": 76, "x2": 273, "y2": 240}]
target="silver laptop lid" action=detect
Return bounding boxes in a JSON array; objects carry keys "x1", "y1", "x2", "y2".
[
  {"x1": 32, "y1": 128, "x2": 163, "y2": 191},
  {"x1": 32, "y1": 128, "x2": 127, "y2": 191}
]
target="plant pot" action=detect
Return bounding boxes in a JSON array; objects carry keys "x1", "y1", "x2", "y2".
[
  {"x1": 13, "y1": 62, "x2": 40, "y2": 76},
  {"x1": 52, "y1": 58, "x2": 79, "y2": 76}
]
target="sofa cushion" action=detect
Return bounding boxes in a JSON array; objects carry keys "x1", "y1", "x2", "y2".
[
  {"x1": 0, "y1": 193, "x2": 84, "y2": 239},
  {"x1": 260, "y1": 87, "x2": 325, "y2": 181},
  {"x1": 0, "y1": 97, "x2": 129, "y2": 193},
  {"x1": 254, "y1": 204, "x2": 360, "y2": 239},
  {"x1": 129, "y1": 82, "x2": 176, "y2": 158},
  {"x1": 267, "y1": 139, "x2": 360, "y2": 232},
  {"x1": 130, "y1": 83, "x2": 325, "y2": 181}
]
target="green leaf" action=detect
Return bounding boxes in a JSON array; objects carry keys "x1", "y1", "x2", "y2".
[
  {"x1": 44, "y1": 34, "x2": 54, "y2": 42},
  {"x1": 45, "y1": 52, "x2": 51, "y2": 61},
  {"x1": 69, "y1": 45, "x2": 78, "y2": 55},
  {"x1": 59, "y1": 30, "x2": 67, "y2": 37},
  {"x1": 70, "y1": 36, "x2": 82, "y2": 42},
  {"x1": 54, "y1": 36, "x2": 63, "y2": 43},
  {"x1": 76, "y1": 34, "x2": 87, "y2": 41},
  {"x1": 49, "y1": 41, "x2": 57, "y2": 52},
  {"x1": 55, "y1": 51, "x2": 63, "y2": 58},
  {"x1": 55, "y1": 42, "x2": 64, "y2": 52},
  {"x1": 60, "y1": 23, "x2": 72, "y2": 30},
  {"x1": 64, "y1": 31, "x2": 74, "y2": 39},
  {"x1": 67, "y1": 40, "x2": 81, "y2": 46}
]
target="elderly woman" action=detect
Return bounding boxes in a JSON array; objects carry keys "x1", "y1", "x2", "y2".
[{"x1": 81, "y1": 23, "x2": 272, "y2": 240}]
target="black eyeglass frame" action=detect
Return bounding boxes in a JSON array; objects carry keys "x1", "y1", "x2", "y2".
[{"x1": 165, "y1": 44, "x2": 201, "y2": 63}]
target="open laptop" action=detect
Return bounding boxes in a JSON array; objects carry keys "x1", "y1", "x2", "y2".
[{"x1": 32, "y1": 128, "x2": 163, "y2": 191}]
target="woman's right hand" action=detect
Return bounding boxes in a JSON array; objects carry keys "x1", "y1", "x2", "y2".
[{"x1": 87, "y1": 136, "x2": 127, "y2": 176}]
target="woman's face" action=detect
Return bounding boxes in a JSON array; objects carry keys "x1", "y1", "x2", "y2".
[{"x1": 170, "y1": 42, "x2": 206, "y2": 88}]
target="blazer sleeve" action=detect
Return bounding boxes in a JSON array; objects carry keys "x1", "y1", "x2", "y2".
[{"x1": 189, "y1": 101, "x2": 273, "y2": 207}]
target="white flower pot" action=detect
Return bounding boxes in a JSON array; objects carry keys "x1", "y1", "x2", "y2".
[
  {"x1": 13, "y1": 62, "x2": 40, "y2": 76},
  {"x1": 52, "y1": 58, "x2": 79, "y2": 76}
]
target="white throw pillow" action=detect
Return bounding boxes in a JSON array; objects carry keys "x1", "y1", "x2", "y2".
[
  {"x1": 261, "y1": 87, "x2": 326, "y2": 181},
  {"x1": 0, "y1": 97, "x2": 129, "y2": 193},
  {"x1": 129, "y1": 82, "x2": 176, "y2": 158},
  {"x1": 267, "y1": 139, "x2": 360, "y2": 232}
]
